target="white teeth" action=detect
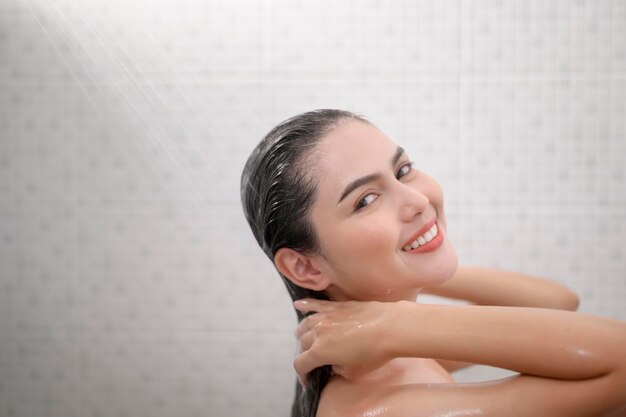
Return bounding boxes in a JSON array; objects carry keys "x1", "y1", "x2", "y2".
[{"x1": 402, "y1": 223, "x2": 439, "y2": 251}]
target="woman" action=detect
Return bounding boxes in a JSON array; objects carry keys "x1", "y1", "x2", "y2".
[{"x1": 240, "y1": 109, "x2": 626, "y2": 417}]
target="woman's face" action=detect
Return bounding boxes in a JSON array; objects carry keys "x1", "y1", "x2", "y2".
[{"x1": 308, "y1": 120, "x2": 458, "y2": 301}]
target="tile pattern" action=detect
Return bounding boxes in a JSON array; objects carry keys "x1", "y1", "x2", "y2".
[{"x1": 1, "y1": 0, "x2": 624, "y2": 415}]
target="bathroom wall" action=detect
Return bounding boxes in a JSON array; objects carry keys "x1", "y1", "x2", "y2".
[{"x1": 1, "y1": 1, "x2": 625, "y2": 416}]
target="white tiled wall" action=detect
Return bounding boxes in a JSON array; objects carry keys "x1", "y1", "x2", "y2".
[{"x1": 1, "y1": 0, "x2": 624, "y2": 416}]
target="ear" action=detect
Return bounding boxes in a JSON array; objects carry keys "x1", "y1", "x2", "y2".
[{"x1": 274, "y1": 248, "x2": 331, "y2": 291}]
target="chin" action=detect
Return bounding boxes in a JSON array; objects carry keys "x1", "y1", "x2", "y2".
[{"x1": 417, "y1": 241, "x2": 459, "y2": 287}]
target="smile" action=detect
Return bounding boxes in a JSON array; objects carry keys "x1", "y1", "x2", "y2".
[
  {"x1": 402, "y1": 223, "x2": 438, "y2": 251},
  {"x1": 401, "y1": 216, "x2": 445, "y2": 253}
]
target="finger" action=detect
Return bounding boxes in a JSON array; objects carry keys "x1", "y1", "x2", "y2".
[
  {"x1": 294, "y1": 350, "x2": 325, "y2": 383},
  {"x1": 293, "y1": 298, "x2": 337, "y2": 313},
  {"x1": 294, "y1": 314, "x2": 312, "y2": 338},
  {"x1": 297, "y1": 330, "x2": 315, "y2": 353},
  {"x1": 294, "y1": 313, "x2": 325, "y2": 338}
]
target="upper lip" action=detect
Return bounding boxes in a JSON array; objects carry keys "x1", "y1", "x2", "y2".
[{"x1": 401, "y1": 216, "x2": 437, "y2": 248}]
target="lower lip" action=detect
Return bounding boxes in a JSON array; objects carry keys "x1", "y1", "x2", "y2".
[{"x1": 404, "y1": 223, "x2": 445, "y2": 254}]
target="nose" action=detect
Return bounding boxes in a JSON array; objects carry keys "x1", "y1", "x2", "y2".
[{"x1": 397, "y1": 183, "x2": 430, "y2": 222}]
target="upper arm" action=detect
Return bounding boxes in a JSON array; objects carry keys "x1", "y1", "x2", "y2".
[{"x1": 352, "y1": 373, "x2": 626, "y2": 417}]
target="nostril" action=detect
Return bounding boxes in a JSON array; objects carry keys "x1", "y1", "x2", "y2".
[{"x1": 399, "y1": 204, "x2": 424, "y2": 222}]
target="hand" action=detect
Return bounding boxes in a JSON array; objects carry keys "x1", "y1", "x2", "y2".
[{"x1": 293, "y1": 298, "x2": 397, "y2": 385}]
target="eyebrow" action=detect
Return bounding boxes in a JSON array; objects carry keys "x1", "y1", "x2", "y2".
[{"x1": 337, "y1": 146, "x2": 405, "y2": 204}]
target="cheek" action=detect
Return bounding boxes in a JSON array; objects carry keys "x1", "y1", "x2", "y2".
[
  {"x1": 325, "y1": 213, "x2": 399, "y2": 278},
  {"x1": 324, "y1": 228, "x2": 398, "y2": 297},
  {"x1": 421, "y1": 174, "x2": 446, "y2": 213},
  {"x1": 343, "y1": 221, "x2": 394, "y2": 257}
]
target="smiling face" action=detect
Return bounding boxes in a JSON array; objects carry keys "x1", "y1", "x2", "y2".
[{"x1": 307, "y1": 120, "x2": 459, "y2": 301}]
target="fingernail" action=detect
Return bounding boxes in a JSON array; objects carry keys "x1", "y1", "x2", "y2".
[{"x1": 293, "y1": 300, "x2": 308, "y2": 308}]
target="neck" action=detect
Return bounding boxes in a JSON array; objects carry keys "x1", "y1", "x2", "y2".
[{"x1": 325, "y1": 285, "x2": 422, "y2": 303}]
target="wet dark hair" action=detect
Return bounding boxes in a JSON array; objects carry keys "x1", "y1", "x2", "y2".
[{"x1": 240, "y1": 109, "x2": 369, "y2": 417}]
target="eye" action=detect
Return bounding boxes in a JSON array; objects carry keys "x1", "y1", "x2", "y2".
[
  {"x1": 396, "y1": 162, "x2": 414, "y2": 180},
  {"x1": 355, "y1": 193, "x2": 379, "y2": 210}
]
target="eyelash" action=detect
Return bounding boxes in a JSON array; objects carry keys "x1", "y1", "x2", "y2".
[
  {"x1": 354, "y1": 162, "x2": 414, "y2": 211},
  {"x1": 396, "y1": 162, "x2": 414, "y2": 180}
]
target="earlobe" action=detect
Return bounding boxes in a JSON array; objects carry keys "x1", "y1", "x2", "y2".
[{"x1": 274, "y1": 248, "x2": 331, "y2": 291}]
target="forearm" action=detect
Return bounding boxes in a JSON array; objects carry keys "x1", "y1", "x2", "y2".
[
  {"x1": 422, "y1": 266, "x2": 580, "y2": 310},
  {"x1": 390, "y1": 303, "x2": 626, "y2": 380}
]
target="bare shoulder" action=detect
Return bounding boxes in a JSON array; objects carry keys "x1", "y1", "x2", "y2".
[
  {"x1": 316, "y1": 377, "x2": 379, "y2": 417},
  {"x1": 316, "y1": 358, "x2": 456, "y2": 417},
  {"x1": 316, "y1": 374, "x2": 457, "y2": 417},
  {"x1": 317, "y1": 374, "x2": 626, "y2": 417}
]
